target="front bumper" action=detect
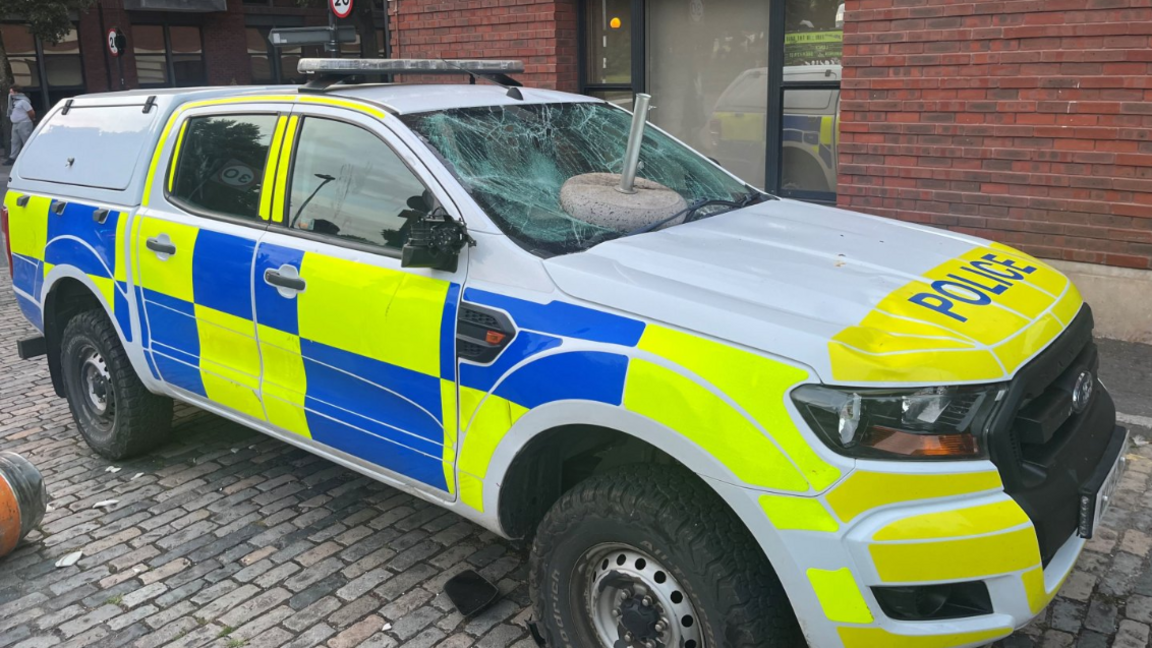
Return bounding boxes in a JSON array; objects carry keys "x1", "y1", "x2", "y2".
[{"x1": 727, "y1": 423, "x2": 1128, "y2": 648}]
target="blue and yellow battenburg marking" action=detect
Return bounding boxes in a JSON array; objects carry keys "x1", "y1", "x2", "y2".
[
  {"x1": 250, "y1": 241, "x2": 461, "y2": 492},
  {"x1": 452, "y1": 289, "x2": 843, "y2": 512},
  {"x1": 3, "y1": 192, "x2": 133, "y2": 339},
  {"x1": 829, "y1": 243, "x2": 1082, "y2": 383},
  {"x1": 136, "y1": 220, "x2": 265, "y2": 419}
]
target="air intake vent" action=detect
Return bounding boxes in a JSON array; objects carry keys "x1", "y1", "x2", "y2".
[{"x1": 457, "y1": 304, "x2": 515, "y2": 364}]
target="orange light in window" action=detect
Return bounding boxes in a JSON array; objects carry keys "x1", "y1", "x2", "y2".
[{"x1": 610, "y1": 17, "x2": 622, "y2": 29}]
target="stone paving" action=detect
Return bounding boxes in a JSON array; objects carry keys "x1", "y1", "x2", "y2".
[{"x1": 0, "y1": 259, "x2": 1151, "y2": 648}]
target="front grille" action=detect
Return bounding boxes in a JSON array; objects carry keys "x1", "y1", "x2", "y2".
[{"x1": 987, "y1": 305, "x2": 1116, "y2": 565}]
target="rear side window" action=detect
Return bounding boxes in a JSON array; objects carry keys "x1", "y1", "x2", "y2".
[{"x1": 169, "y1": 114, "x2": 278, "y2": 220}]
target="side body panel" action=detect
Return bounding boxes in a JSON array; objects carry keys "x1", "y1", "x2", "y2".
[
  {"x1": 4, "y1": 191, "x2": 136, "y2": 344},
  {"x1": 133, "y1": 104, "x2": 294, "y2": 421},
  {"x1": 252, "y1": 103, "x2": 467, "y2": 498}
]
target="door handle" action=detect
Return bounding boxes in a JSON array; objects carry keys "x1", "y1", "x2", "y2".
[
  {"x1": 264, "y1": 268, "x2": 306, "y2": 293},
  {"x1": 93, "y1": 208, "x2": 110, "y2": 224},
  {"x1": 52, "y1": 201, "x2": 67, "y2": 216},
  {"x1": 146, "y1": 237, "x2": 177, "y2": 256}
]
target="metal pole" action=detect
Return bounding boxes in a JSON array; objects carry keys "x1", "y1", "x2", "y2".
[
  {"x1": 617, "y1": 92, "x2": 651, "y2": 194},
  {"x1": 327, "y1": 7, "x2": 339, "y2": 55}
]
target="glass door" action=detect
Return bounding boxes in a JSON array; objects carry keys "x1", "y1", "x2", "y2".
[
  {"x1": 583, "y1": 0, "x2": 635, "y2": 108},
  {"x1": 645, "y1": 0, "x2": 769, "y2": 188},
  {"x1": 580, "y1": 0, "x2": 843, "y2": 199}
]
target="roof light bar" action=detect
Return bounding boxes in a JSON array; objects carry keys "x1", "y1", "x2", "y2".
[{"x1": 298, "y1": 58, "x2": 525, "y2": 76}]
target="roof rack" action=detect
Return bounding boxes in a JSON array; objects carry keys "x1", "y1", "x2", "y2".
[{"x1": 297, "y1": 58, "x2": 526, "y2": 94}]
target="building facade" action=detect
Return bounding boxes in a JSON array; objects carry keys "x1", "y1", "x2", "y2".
[{"x1": 3, "y1": 0, "x2": 1151, "y2": 340}]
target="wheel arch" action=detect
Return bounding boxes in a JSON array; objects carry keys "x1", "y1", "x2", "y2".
[
  {"x1": 40, "y1": 268, "x2": 141, "y2": 397},
  {"x1": 486, "y1": 400, "x2": 759, "y2": 541},
  {"x1": 488, "y1": 405, "x2": 819, "y2": 647}
]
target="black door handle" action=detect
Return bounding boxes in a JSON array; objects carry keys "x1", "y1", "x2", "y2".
[
  {"x1": 93, "y1": 208, "x2": 110, "y2": 224},
  {"x1": 146, "y1": 237, "x2": 177, "y2": 256},
  {"x1": 264, "y1": 269, "x2": 306, "y2": 292},
  {"x1": 52, "y1": 201, "x2": 67, "y2": 215}
]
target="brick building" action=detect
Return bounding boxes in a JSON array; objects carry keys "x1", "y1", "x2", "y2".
[{"x1": 2, "y1": 0, "x2": 1150, "y2": 340}]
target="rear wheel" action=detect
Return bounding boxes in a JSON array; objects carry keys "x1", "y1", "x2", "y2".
[
  {"x1": 529, "y1": 465, "x2": 804, "y2": 648},
  {"x1": 60, "y1": 309, "x2": 172, "y2": 460}
]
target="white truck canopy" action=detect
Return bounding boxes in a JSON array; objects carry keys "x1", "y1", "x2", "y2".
[{"x1": 9, "y1": 87, "x2": 282, "y2": 207}]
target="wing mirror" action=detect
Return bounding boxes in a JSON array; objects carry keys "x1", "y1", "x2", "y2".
[{"x1": 401, "y1": 206, "x2": 475, "y2": 273}]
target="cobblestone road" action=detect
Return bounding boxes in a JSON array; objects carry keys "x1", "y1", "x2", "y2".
[{"x1": 0, "y1": 259, "x2": 1151, "y2": 648}]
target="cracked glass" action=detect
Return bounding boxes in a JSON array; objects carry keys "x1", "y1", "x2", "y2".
[{"x1": 401, "y1": 102, "x2": 751, "y2": 258}]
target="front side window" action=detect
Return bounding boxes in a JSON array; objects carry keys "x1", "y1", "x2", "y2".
[
  {"x1": 169, "y1": 114, "x2": 279, "y2": 220},
  {"x1": 286, "y1": 117, "x2": 431, "y2": 251},
  {"x1": 401, "y1": 102, "x2": 753, "y2": 257}
]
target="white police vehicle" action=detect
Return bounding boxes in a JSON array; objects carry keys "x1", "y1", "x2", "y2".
[{"x1": 2, "y1": 59, "x2": 1128, "y2": 648}]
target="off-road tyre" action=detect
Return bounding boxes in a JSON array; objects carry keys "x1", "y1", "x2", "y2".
[
  {"x1": 529, "y1": 464, "x2": 805, "y2": 648},
  {"x1": 60, "y1": 309, "x2": 173, "y2": 460}
]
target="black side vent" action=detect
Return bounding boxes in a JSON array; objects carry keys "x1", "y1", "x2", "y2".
[{"x1": 457, "y1": 303, "x2": 515, "y2": 364}]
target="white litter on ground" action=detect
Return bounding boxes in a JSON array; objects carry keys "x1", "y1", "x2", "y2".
[
  {"x1": 56, "y1": 551, "x2": 82, "y2": 567},
  {"x1": 105, "y1": 466, "x2": 121, "y2": 473},
  {"x1": 93, "y1": 500, "x2": 118, "y2": 509}
]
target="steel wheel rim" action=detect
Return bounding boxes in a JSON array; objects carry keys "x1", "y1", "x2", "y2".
[
  {"x1": 582, "y1": 543, "x2": 704, "y2": 648},
  {"x1": 80, "y1": 345, "x2": 114, "y2": 420}
]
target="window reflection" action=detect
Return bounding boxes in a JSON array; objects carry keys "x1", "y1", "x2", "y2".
[
  {"x1": 647, "y1": 0, "x2": 769, "y2": 187},
  {"x1": 782, "y1": 0, "x2": 842, "y2": 196},
  {"x1": 170, "y1": 115, "x2": 278, "y2": 220},
  {"x1": 288, "y1": 118, "x2": 430, "y2": 251}
]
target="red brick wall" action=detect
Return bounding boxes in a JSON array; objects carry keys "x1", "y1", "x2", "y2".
[
  {"x1": 388, "y1": 0, "x2": 578, "y2": 91},
  {"x1": 202, "y1": 0, "x2": 254, "y2": 86},
  {"x1": 837, "y1": 0, "x2": 1152, "y2": 270}
]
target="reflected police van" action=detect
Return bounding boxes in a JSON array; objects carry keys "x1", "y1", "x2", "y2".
[
  {"x1": 2, "y1": 59, "x2": 1129, "y2": 648},
  {"x1": 702, "y1": 64, "x2": 841, "y2": 194}
]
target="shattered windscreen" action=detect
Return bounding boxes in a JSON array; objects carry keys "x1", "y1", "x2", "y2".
[{"x1": 400, "y1": 102, "x2": 754, "y2": 257}]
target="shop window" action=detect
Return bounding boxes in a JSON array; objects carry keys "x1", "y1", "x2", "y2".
[
  {"x1": 170, "y1": 26, "x2": 206, "y2": 86},
  {"x1": 247, "y1": 28, "x2": 274, "y2": 84},
  {"x1": 2, "y1": 25, "x2": 39, "y2": 89},
  {"x1": 578, "y1": 0, "x2": 843, "y2": 199},
  {"x1": 133, "y1": 25, "x2": 168, "y2": 86},
  {"x1": 246, "y1": 27, "x2": 322, "y2": 85},
  {"x1": 586, "y1": 0, "x2": 632, "y2": 86},
  {"x1": 170, "y1": 114, "x2": 279, "y2": 220},
  {"x1": 133, "y1": 24, "x2": 205, "y2": 88},
  {"x1": 1, "y1": 24, "x2": 85, "y2": 115},
  {"x1": 647, "y1": 0, "x2": 769, "y2": 188},
  {"x1": 780, "y1": 0, "x2": 842, "y2": 200}
]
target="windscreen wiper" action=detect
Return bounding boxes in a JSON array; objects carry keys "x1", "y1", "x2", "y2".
[
  {"x1": 624, "y1": 198, "x2": 739, "y2": 237},
  {"x1": 625, "y1": 189, "x2": 768, "y2": 237}
]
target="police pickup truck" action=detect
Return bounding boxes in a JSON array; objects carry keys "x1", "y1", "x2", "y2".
[{"x1": 2, "y1": 59, "x2": 1128, "y2": 648}]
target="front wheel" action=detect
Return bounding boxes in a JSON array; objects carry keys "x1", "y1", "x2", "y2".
[
  {"x1": 60, "y1": 309, "x2": 173, "y2": 460},
  {"x1": 529, "y1": 465, "x2": 804, "y2": 648}
]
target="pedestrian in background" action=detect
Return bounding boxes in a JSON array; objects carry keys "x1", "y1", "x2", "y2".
[{"x1": 5, "y1": 86, "x2": 36, "y2": 166}]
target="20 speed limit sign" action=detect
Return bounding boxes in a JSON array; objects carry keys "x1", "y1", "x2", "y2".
[
  {"x1": 330, "y1": 0, "x2": 353, "y2": 19},
  {"x1": 107, "y1": 27, "x2": 126, "y2": 58}
]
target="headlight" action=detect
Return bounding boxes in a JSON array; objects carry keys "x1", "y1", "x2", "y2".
[{"x1": 790, "y1": 384, "x2": 1006, "y2": 460}]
